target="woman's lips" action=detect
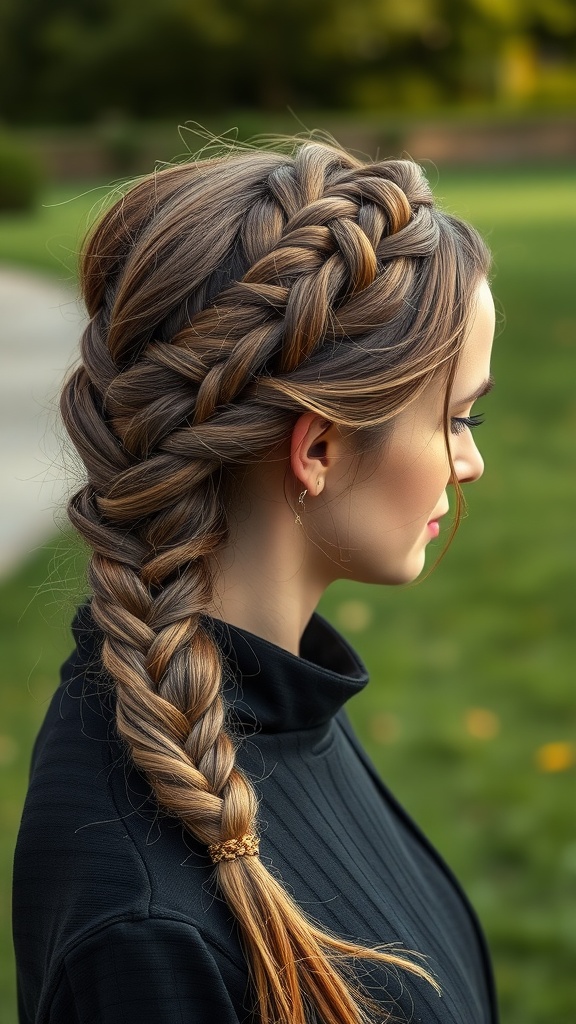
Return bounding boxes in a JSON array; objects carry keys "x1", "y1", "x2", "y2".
[{"x1": 427, "y1": 509, "x2": 448, "y2": 538}]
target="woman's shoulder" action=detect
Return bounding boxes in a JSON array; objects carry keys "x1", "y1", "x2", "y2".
[{"x1": 17, "y1": 914, "x2": 248, "y2": 1024}]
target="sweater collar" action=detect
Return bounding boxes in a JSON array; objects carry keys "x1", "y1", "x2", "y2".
[
  {"x1": 203, "y1": 612, "x2": 369, "y2": 732},
  {"x1": 72, "y1": 602, "x2": 369, "y2": 734}
]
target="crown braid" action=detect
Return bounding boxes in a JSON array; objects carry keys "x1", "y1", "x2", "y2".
[{"x1": 61, "y1": 140, "x2": 489, "y2": 1024}]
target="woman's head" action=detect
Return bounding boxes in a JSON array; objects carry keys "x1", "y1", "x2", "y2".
[
  {"x1": 73, "y1": 142, "x2": 491, "y2": 578},
  {"x1": 61, "y1": 139, "x2": 492, "y2": 1024}
]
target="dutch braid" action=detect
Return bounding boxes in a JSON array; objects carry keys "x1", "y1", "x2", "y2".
[{"x1": 61, "y1": 141, "x2": 489, "y2": 1024}]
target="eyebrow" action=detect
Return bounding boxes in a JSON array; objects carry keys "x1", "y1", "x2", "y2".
[{"x1": 455, "y1": 373, "x2": 495, "y2": 407}]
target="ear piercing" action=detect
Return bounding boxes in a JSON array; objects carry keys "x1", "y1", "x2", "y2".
[
  {"x1": 294, "y1": 481, "x2": 323, "y2": 524},
  {"x1": 294, "y1": 489, "x2": 307, "y2": 525}
]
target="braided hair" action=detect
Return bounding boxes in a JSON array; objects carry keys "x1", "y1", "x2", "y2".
[{"x1": 60, "y1": 141, "x2": 490, "y2": 1024}]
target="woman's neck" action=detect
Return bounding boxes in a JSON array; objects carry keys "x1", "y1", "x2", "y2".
[{"x1": 205, "y1": 494, "x2": 329, "y2": 656}]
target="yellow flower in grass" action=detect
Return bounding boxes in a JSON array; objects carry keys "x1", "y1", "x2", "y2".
[
  {"x1": 369, "y1": 712, "x2": 401, "y2": 744},
  {"x1": 0, "y1": 735, "x2": 18, "y2": 765},
  {"x1": 464, "y1": 707, "x2": 501, "y2": 740},
  {"x1": 336, "y1": 600, "x2": 373, "y2": 633},
  {"x1": 536, "y1": 742, "x2": 575, "y2": 773}
]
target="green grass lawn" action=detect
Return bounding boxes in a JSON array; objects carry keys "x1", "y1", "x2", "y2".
[
  {"x1": 1, "y1": 162, "x2": 575, "y2": 1023},
  {"x1": 0, "y1": 180, "x2": 124, "y2": 278}
]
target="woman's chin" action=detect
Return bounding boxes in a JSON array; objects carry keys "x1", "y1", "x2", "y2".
[{"x1": 343, "y1": 550, "x2": 428, "y2": 587}]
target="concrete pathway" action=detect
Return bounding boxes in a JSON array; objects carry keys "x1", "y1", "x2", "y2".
[{"x1": 0, "y1": 267, "x2": 85, "y2": 578}]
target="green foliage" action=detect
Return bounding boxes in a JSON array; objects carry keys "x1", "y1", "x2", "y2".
[
  {"x1": 0, "y1": 0, "x2": 575, "y2": 122},
  {"x1": 0, "y1": 134, "x2": 42, "y2": 211},
  {"x1": 0, "y1": 164, "x2": 575, "y2": 1023}
]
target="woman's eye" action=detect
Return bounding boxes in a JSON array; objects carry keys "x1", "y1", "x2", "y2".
[{"x1": 450, "y1": 412, "x2": 485, "y2": 436}]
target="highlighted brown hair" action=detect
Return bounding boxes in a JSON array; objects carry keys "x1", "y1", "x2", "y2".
[{"x1": 60, "y1": 140, "x2": 490, "y2": 1024}]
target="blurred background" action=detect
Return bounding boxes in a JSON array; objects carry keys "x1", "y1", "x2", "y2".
[{"x1": 0, "y1": 1, "x2": 574, "y2": 1022}]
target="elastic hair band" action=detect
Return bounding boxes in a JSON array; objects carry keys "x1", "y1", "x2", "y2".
[{"x1": 208, "y1": 833, "x2": 260, "y2": 864}]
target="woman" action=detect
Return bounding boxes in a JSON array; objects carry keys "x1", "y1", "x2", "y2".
[{"x1": 13, "y1": 140, "x2": 498, "y2": 1024}]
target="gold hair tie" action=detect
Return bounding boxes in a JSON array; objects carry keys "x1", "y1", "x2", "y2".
[{"x1": 208, "y1": 833, "x2": 260, "y2": 864}]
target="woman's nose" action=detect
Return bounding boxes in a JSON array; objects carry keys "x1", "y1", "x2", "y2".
[{"x1": 453, "y1": 436, "x2": 485, "y2": 485}]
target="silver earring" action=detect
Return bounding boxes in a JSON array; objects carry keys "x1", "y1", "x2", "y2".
[{"x1": 295, "y1": 488, "x2": 307, "y2": 525}]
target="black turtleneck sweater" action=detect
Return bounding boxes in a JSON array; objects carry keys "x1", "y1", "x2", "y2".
[{"x1": 13, "y1": 604, "x2": 498, "y2": 1024}]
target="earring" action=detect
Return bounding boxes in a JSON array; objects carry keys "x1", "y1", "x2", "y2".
[{"x1": 295, "y1": 488, "x2": 307, "y2": 525}]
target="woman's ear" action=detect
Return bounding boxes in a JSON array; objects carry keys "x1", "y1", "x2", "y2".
[{"x1": 290, "y1": 413, "x2": 340, "y2": 497}]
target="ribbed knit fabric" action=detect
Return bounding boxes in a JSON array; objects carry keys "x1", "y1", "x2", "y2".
[{"x1": 13, "y1": 603, "x2": 499, "y2": 1024}]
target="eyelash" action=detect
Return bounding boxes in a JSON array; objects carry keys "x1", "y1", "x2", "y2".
[{"x1": 450, "y1": 413, "x2": 485, "y2": 436}]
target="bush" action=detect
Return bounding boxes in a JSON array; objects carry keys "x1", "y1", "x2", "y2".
[{"x1": 0, "y1": 133, "x2": 42, "y2": 211}]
